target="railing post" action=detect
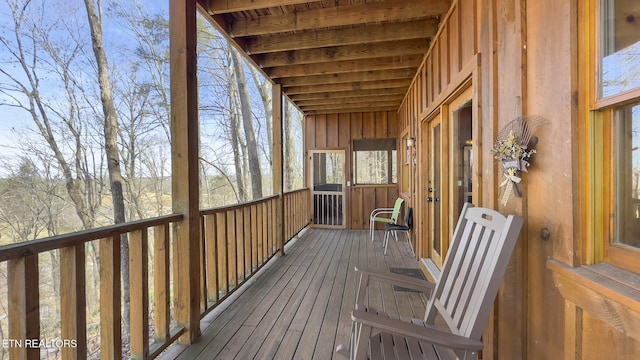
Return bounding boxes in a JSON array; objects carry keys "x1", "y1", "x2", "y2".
[
  {"x1": 273, "y1": 83, "x2": 285, "y2": 255},
  {"x1": 7, "y1": 255, "x2": 39, "y2": 360},
  {"x1": 170, "y1": 0, "x2": 201, "y2": 344}
]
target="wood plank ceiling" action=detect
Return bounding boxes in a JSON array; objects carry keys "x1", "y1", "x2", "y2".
[{"x1": 199, "y1": 0, "x2": 450, "y2": 115}]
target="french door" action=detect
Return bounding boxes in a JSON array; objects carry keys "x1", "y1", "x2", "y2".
[
  {"x1": 426, "y1": 115, "x2": 446, "y2": 267},
  {"x1": 421, "y1": 85, "x2": 473, "y2": 269}
]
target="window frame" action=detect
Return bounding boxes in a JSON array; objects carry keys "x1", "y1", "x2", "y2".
[
  {"x1": 351, "y1": 138, "x2": 398, "y2": 186},
  {"x1": 587, "y1": 0, "x2": 640, "y2": 273}
]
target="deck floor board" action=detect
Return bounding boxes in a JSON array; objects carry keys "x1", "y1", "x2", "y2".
[{"x1": 163, "y1": 228, "x2": 427, "y2": 360}]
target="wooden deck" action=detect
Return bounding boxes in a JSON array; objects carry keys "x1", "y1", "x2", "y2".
[{"x1": 160, "y1": 228, "x2": 428, "y2": 360}]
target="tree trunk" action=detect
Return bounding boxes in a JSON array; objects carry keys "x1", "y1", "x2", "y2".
[
  {"x1": 83, "y1": 0, "x2": 130, "y2": 335},
  {"x1": 227, "y1": 59, "x2": 247, "y2": 202},
  {"x1": 230, "y1": 47, "x2": 263, "y2": 200},
  {"x1": 249, "y1": 66, "x2": 272, "y2": 163},
  {"x1": 284, "y1": 102, "x2": 295, "y2": 191}
]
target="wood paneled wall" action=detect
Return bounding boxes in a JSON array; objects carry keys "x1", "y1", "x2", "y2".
[
  {"x1": 396, "y1": 0, "x2": 640, "y2": 359},
  {"x1": 398, "y1": 0, "x2": 477, "y2": 123},
  {"x1": 305, "y1": 111, "x2": 400, "y2": 230}
]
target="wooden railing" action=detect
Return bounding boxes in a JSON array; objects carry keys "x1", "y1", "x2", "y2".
[
  {"x1": 283, "y1": 188, "x2": 312, "y2": 243},
  {"x1": 0, "y1": 188, "x2": 310, "y2": 360},
  {"x1": 199, "y1": 188, "x2": 311, "y2": 316},
  {"x1": 0, "y1": 214, "x2": 184, "y2": 360}
]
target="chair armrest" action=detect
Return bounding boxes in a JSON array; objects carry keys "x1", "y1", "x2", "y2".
[
  {"x1": 355, "y1": 266, "x2": 434, "y2": 295},
  {"x1": 351, "y1": 308, "x2": 483, "y2": 351},
  {"x1": 370, "y1": 208, "x2": 394, "y2": 218}
]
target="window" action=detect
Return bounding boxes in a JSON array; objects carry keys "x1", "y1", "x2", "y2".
[
  {"x1": 590, "y1": 0, "x2": 640, "y2": 273},
  {"x1": 352, "y1": 138, "x2": 397, "y2": 185},
  {"x1": 599, "y1": 0, "x2": 640, "y2": 98},
  {"x1": 613, "y1": 102, "x2": 640, "y2": 248}
]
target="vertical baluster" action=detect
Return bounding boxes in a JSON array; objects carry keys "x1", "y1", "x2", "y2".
[
  {"x1": 130, "y1": 230, "x2": 149, "y2": 359},
  {"x1": 99, "y1": 235, "x2": 122, "y2": 359},
  {"x1": 153, "y1": 224, "x2": 170, "y2": 343},
  {"x1": 257, "y1": 203, "x2": 264, "y2": 266},
  {"x1": 199, "y1": 217, "x2": 206, "y2": 311},
  {"x1": 204, "y1": 214, "x2": 218, "y2": 306},
  {"x1": 60, "y1": 244, "x2": 86, "y2": 360},
  {"x1": 320, "y1": 193, "x2": 323, "y2": 225},
  {"x1": 251, "y1": 204, "x2": 258, "y2": 271},
  {"x1": 288, "y1": 192, "x2": 292, "y2": 234},
  {"x1": 265, "y1": 201, "x2": 272, "y2": 255},
  {"x1": 226, "y1": 210, "x2": 237, "y2": 290},
  {"x1": 7, "y1": 255, "x2": 39, "y2": 360},
  {"x1": 243, "y1": 207, "x2": 251, "y2": 276},
  {"x1": 216, "y1": 212, "x2": 228, "y2": 296},
  {"x1": 235, "y1": 208, "x2": 244, "y2": 282},
  {"x1": 260, "y1": 202, "x2": 269, "y2": 261},
  {"x1": 271, "y1": 198, "x2": 277, "y2": 254}
]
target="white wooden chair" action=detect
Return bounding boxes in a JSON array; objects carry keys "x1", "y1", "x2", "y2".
[
  {"x1": 336, "y1": 203, "x2": 524, "y2": 360},
  {"x1": 370, "y1": 197, "x2": 404, "y2": 242}
]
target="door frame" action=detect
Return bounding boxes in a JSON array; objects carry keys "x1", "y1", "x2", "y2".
[
  {"x1": 418, "y1": 81, "x2": 476, "y2": 271},
  {"x1": 308, "y1": 149, "x2": 347, "y2": 228}
]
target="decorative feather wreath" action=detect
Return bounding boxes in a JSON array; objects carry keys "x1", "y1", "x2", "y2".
[{"x1": 492, "y1": 116, "x2": 548, "y2": 205}]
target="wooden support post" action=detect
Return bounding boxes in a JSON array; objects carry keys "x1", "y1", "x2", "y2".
[
  {"x1": 7, "y1": 255, "x2": 39, "y2": 360},
  {"x1": 60, "y1": 244, "x2": 86, "y2": 360},
  {"x1": 170, "y1": 0, "x2": 201, "y2": 343},
  {"x1": 272, "y1": 83, "x2": 285, "y2": 255}
]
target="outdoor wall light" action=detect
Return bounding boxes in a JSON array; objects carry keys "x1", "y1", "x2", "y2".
[{"x1": 406, "y1": 137, "x2": 416, "y2": 148}]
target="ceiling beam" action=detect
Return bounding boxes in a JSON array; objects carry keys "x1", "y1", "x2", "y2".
[
  {"x1": 284, "y1": 78, "x2": 412, "y2": 95},
  {"x1": 279, "y1": 68, "x2": 417, "y2": 87},
  {"x1": 303, "y1": 105, "x2": 399, "y2": 115},
  {"x1": 246, "y1": 19, "x2": 438, "y2": 54},
  {"x1": 296, "y1": 94, "x2": 405, "y2": 107},
  {"x1": 268, "y1": 55, "x2": 423, "y2": 78},
  {"x1": 301, "y1": 99, "x2": 401, "y2": 110},
  {"x1": 290, "y1": 87, "x2": 408, "y2": 101},
  {"x1": 259, "y1": 39, "x2": 428, "y2": 67},
  {"x1": 229, "y1": 0, "x2": 450, "y2": 37},
  {"x1": 206, "y1": 0, "x2": 311, "y2": 14}
]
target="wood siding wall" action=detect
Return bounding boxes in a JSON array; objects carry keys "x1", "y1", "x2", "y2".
[
  {"x1": 395, "y1": 0, "x2": 640, "y2": 359},
  {"x1": 399, "y1": 0, "x2": 477, "y2": 121},
  {"x1": 305, "y1": 112, "x2": 399, "y2": 230}
]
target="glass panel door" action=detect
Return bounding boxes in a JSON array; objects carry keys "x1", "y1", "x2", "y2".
[{"x1": 428, "y1": 117, "x2": 444, "y2": 266}]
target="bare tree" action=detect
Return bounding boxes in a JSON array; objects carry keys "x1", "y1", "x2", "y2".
[
  {"x1": 0, "y1": 0, "x2": 104, "y2": 231},
  {"x1": 82, "y1": 0, "x2": 130, "y2": 335},
  {"x1": 230, "y1": 46, "x2": 263, "y2": 200},
  {"x1": 109, "y1": 0, "x2": 171, "y2": 144},
  {"x1": 249, "y1": 66, "x2": 272, "y2": 164}
]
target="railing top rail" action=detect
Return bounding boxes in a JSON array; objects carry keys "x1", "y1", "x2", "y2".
[
  {"x1": 199, "y1": 194, "x2": 280, "y2": 215},
  {"x1": 0, "y1": 213, "x2": 183, "y2": 262},
  {"x1": 0, "y1": 189, "x2": 312, "y2": 262},
  {"x1": 284, "y1": 188, "x2": 310, "y2": 195}
]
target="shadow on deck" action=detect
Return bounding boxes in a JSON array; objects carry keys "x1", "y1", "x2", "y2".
[{"x1": 160, "y1": 228, "x2": 427, "y2": 360}]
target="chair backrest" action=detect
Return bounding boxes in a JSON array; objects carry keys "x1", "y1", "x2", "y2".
[
  {"x1": 403, "y1": 207, "x2": 413, "y2": 229},
  {"x1": 391, "y1": 198, "x2": 404, "y2": 222},
  {"x1": 424, "y1": 203, "x2": 523, "y2": 346}
]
